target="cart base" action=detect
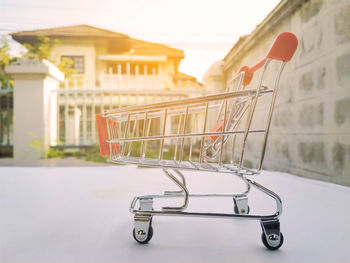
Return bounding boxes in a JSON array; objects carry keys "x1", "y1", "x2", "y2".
[{"x1": 129, "y1": 169, "x2": 284, "y2": 249}]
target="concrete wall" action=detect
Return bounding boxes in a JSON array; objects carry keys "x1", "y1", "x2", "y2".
[{"x1": 205, "y1": 0, "x2": 350, "y2": 186}]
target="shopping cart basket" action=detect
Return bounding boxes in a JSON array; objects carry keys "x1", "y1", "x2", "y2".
[{"x1": 96, "y1": 32, "x2": 298, "y2": 250}]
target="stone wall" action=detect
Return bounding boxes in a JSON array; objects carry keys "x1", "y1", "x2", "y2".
[{"x1": 206, "y1": 0, "x2": 350, "y2": 186}]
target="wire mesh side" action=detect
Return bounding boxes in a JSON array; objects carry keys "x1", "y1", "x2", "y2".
[{"x1": 99, "y1": 59, "x2": 287, "y2": 175}]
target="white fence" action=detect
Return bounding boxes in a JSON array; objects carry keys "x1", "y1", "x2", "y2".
[
  {"x1": 4, "y1": 60, "x2": 206, "y2": 155},
  {"x1": 63, "y1": 74, "x2": 174, "y2": 91},
  {"x1": 0, "y1": 84, "x2": 13, "y2": 149},
  {"x1": 55, "y1": 89, "x2": 206, "y2": 147}
]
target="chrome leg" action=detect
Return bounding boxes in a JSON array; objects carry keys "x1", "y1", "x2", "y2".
[
  {"x1": 164, "y1": 168, "x2": 186, "y2": 195},
  {"x1": 162, "y1": 169, "x2": 189, "y2": 211},
  {"x1": 245, "y1": 178, "x2": 282, "y2": 217}
]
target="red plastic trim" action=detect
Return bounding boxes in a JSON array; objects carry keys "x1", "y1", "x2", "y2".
[
  {"x1": 205, "y1": 120, "x2": 224, "y2": 142},
  {"x1": 238, "y1": 32, "x2": 298, "y2": 86},
  {"x1": 96, "y1": 114, "x2": 110, "y2": 156},
  {"x1": 266, "y1": 32, "x2": 298, "y2": 62},
  {"x1": 206, "y1": 32, "x2": 298, "y2": 142}
]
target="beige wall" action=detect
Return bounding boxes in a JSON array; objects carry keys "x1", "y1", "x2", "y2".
[
  {"x1": 52, "y1": 39, "x2": 96, "y2": 87},
  {"x1": 54, "y1": 39, "x2": 181, "y2": 90},
  {"x1": 205, "y1": 0, "x2": 350, "y2": 186}
]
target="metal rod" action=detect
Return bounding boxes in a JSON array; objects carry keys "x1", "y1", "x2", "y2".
[
  {"x1": 143, "y1": 116, "x2": 152, "y2": 158},
  {"x1": 231, "y1": 135, "x2": 237, "y2": 164},
  {"x1": 161, "y1": 169, "x2": 189, "y2": 211},
  {"x1": 179, "y1": 106, "x2": 189, "y2": 162},
  {"x1": 173, "y1": 168, "x2": 186, "y2": 186},
  {"x1": 158, "y1": 108, "x2": 168, "y2": 160},
  {"x1": 246, "y1": 178, "x2": 282, "y2": 217},
  {"x1": 127, "y1": 119, "x2": 137, "y2": 157},
  {"x1": 189, "y1": 113, "x2": 195, "y2": 162},
  {"x1": 103, "y1": 88, "x2": 273, "y2": 116},
  {"x1": 173, "y1": 114, "x2": 183, "y2": 161},
  {"x1": 219, "y1": 100, "x2": 228, "y2": 165},
  {"x1": 109, "y1": 129, "x2": 266, "y2": 143},
  {"x1": 121, "y1": 113, "x2": 131, "y2": 156},
  {"x1": 199, "y1": 103, "x2": 209, "y2": 163},
  {"x1": 239, "y1": 59, "x2": 271, "y2": 168},
  {"x1": 258, "y1": 62, "x2": 286, "y2": 171},
  {"x1": 140, "y1": 112, "x2": 148, "y2": 158}
]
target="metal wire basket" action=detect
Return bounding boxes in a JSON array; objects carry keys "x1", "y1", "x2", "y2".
[{"x1": 96, "y1": 32, "x2": 298, "y2": 250}]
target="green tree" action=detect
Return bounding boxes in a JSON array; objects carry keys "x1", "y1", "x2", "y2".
[
  {"x1": 57, "y1": 57, "x2": 77, "y2": 79},
  {"x1": 0, "y1": 37, "x2": 17, "y2": 89},
  {"x1": 22, "y1": 35, "x2": 76, "y2": 78},
  {"x1": 22, "y1": 35, "x2": 58, "y2": 60}
]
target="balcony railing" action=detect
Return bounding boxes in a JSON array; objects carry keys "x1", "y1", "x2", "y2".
[
  {"x1": 100, "y1": 73, "x2": 170, "y2": 91},
  {"x1": 62, "y1": 73, "x2": 175, "y2": 91}
]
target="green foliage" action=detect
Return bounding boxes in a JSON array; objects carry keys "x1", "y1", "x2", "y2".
[
  {"x1": 57, "y1": 57, "x2": 77, "y2": 79},
  {"x1": 28, "y1": 131, "x2": 65, "y2": 159},
  {"x1": 22, "y1": 35, "x2": 59, "y2": 60},
  {"x1": 22, "y1": 35, "x2": 76, "y2": 78},
  {"x1": 73, "y1": 145, "x2": 109, "y2": 163},
  {"x1": 28, "y1": 132, "x2": 49, "y2": 159},
  {"x1": 0, "y1": 37, "x2": 17, "y2": 89},
  {"x1": 47, "y1": 147, "x2": 65, "y2": 159}
]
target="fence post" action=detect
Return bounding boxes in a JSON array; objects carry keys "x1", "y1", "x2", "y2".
[{"x1": 6, "y1": 59, "x2": 64, "y2": 160}]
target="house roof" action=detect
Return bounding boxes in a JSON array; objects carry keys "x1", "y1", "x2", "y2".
[
  {"x1": 174, "y1": 72, "x2": 197, "y2": 82},
  {"x1": 174, "y1": 72, "x2": 203, "y2": 86},
  {"x1": 11, "y1": 24, "x2": 128, "y2": 40},
  {"x1": 11, "y1": 24, "x2": 184, "y2": 58},
  {"x1": 129, "y1": 38, "x2": 184, "y2": 58}
]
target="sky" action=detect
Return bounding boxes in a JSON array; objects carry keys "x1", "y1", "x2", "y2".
[{"x1": 0, "y1": 0, "x2": 280, "y2": 80}]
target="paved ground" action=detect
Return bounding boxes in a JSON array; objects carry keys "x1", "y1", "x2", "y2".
[
  {"x1": 0, "y1": 165, "x2": 349, "y2": 263},
  {"x1": 0, "y1": 157, "x2": 111, "y2": 167}
]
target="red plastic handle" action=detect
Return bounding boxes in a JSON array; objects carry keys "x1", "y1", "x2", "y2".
[
  {"x1": 266, "y1": 32, "x2": 298, "y2": 62},
  {"x1": 96, "y1": 114, "x2": 121, "y2": 156},
  {"x1": 205, "y1": 119, "x2": 224, "y2": 142},
  {"x1": 206, "y1": 32, "x2": 298, "y2": 142},
  {"x1": 96, "y1": 114, "x2": 110, "y2": 156},
  {"x1": 238, "y1": 32, "x2": 298, "y2": 85}
]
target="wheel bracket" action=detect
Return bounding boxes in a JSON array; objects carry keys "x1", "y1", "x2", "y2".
[{"x1": 260, "y1": 219, "x2": 281, "y2": 248}]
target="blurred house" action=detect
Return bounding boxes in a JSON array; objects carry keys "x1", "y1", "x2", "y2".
[
  {"x1": 203, "y1": 0, "x2": 350, "y2": 186},
  {"x1": 9, "y1": 25, "x2": 203, "y2": 146}
]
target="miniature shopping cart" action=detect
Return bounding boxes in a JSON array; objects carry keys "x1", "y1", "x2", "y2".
[{"x1": 96, "y1": 32, "x2": 298, "y2": 250}]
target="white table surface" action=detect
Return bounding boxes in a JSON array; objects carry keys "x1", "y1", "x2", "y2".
[{"x1": 0, "y1": 165, "x2": 349, "y2": 263}]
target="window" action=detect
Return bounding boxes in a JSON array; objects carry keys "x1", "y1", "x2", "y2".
[{"x1": 61, "y1": 56, "x2": 85, "y2": 74}]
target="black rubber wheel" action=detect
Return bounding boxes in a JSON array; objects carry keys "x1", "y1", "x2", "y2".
[
  {"x1": 261, "y1": 232, "x2": 284, "y2": 250},
  {"x1": 133, "y1": 226, "x2": 153, "y2": 244},
  {"x1": 234, "y1": 205, "x2": 250, "y2": 214}
]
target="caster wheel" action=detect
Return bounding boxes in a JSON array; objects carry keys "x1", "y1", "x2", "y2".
[
  {"x1": 261, "y1": 232, "x2": 284, "y2": 250},
  {"x1": 133, "y1": 226, "x2": 153, "y2": 244},
  {"x1": 234, "y1": 205, "x2": 250, "y2": 214}
]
